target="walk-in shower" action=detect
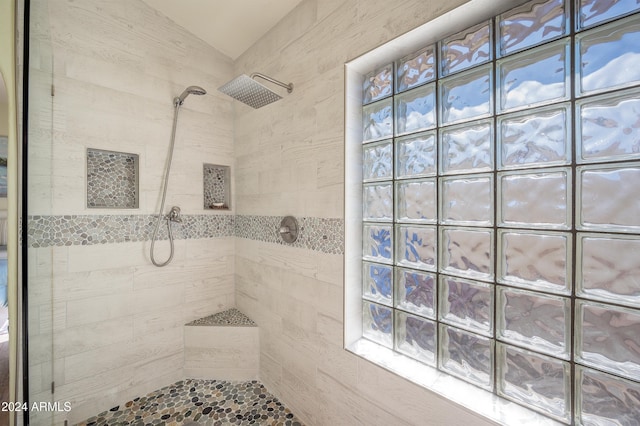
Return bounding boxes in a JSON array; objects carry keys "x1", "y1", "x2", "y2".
[
  {"x1": 218, "y1": 73, "x2": 293, "y2": 109},
  {"x1": 150, "y1": 85, "x2": 207, "y2": 267}
]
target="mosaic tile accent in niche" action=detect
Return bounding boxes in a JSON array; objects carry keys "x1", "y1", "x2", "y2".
[
  {"x1": 87, "y1": 149, "x2": 139, "y2": 208},
  {"x1": 204, "y1": 163, "x2": 230, "y2": 209},
  {"x1": 76, "y1": 379, "x2": 304, "y2": 426},
  {"x1": 235, "y1": 215, "x2": 344, "y2": 254},
  {"x1": 186, "y1": 308, "x2": 256, "y2": 327}
]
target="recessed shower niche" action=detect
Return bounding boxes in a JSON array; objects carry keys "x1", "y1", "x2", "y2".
[
  {"x1": 86, "y1": 148, "x2": 139, "y2": 208},
  {"x1": 203, "y1": 163, "x2": 230, "y2": 210}
]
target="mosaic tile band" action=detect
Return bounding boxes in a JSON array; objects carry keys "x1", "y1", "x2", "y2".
[
  {"x1": 27, "y1": 214, "x2": 344, "y2": 254},
  {"x1": 235, "y1": 215, "x2": 344, "y2": 255},
  {"x1": 27, "y1": 214, "x2": 235, "y2": 248}
]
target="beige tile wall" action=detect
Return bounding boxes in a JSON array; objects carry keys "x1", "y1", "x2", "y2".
[
  {"x1": 27, "y1": 0, "x2": 236, "y2": 424},
  {"x1": 184, "y1": 325, "x2": 259, "y2": 380},
  {"x1": 234, "y1": 0, "x2": 497, "y2": 425},
  {"x1": 38, "y1": 0, "x2": 235, "y2": 216}
]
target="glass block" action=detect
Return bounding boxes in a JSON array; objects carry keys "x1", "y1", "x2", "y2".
[
  {"x1": 395, "y1": 84, "x2": 436, "y2": 136},
  {"x1": 497, "y1": 287, "x2": 570, "y2": 359},
  {"x1": 362, "y1": 262, "x2": 393, "y2": 306},
  {"x1": 395, "y1": 131, "x2": 437, "y2": 179},
  {"x1": 498, "y1": 39, "x2": 570, "y2": 112},
  {"x1": 363, "y1": 63, "x2": 393, "y2": 104},
  {"x1": 440, "y1": 174, "x2": 493, "y2": 226},
  {"x1": 498, "y1": 103, "x2": 571, "y2": 169},
  {"x1": 363, "y1": 140, "x2": 393, "y2": 181},
  {"x1": 498, "y1": 230, "x2": 571, "y2": 295},
  {"x1": 578, "y1": 233, "x2": 640, "y2": 308},
  {"x1": 363, "y1": 301, "x2": 393, "y2": 348},
  {"x1": 439, "y1": 276, "x2": 493, "y2": 335},
  {"x1": 497, "y1": 343, "x2": 570, "y2": 422},
  {"x1": 498, "y1": 0, "x2": 568, "y2": 56},
  {"x1": 440, "y1": 21, "x2": 492, "y2": 76},
  {"x1": 395, "y1": 311, "x2": 437, "y2": 365},
  {"x1": 362, "y1": 224, "x2": 393, "y2": 264},
  {"x1": 363, "y1": 98, "x2": 393, "y2": 142},
  {"x1": 439, "y1": 324, "x2": 493, "y2": 390},
  {"x1": 440, "y1": 227, "x2": 493, "y2": 280},
  {"x1": 396, "y1": 46, "x2": 436, "y2": 93},
  {"x1": 396, "y1": 225, "x2": 437, "y2": 271},
  {"x1": 440, "y1": 119, "x2": 493, "y2": 175},
  {"x1": 576, "y1": 90, "x2": 640, "y2": 163},
  {"x1": 577, "y1": 164, "x2": 640, "y2": 232},
  {"x1": 396, "y1": 178, "x2": 436, "y2": 223},
  {"x1": 577, "y1": 15, "x2": 640, "y2": 96},
  {"x1": 363, "y1": 183, "x2": 393, "y2": 222},
  {"x1": 579, "y1": 0, "x2": 640, "y2": 29},
  {"x1": 576, "y1": 300, "x2": 640, "y2": 380},
  {"x1": 395, "y1": 268, "x2": 436, "y2": 318},
  {"x1": 439, "y1": 65, "x2": 492, "y2": 125},
  {"x1": 498, "y1": 169, "x2": 571, "y2": 230},
  {"x1": 576, "y1": 365, "x2": 640, "y2": 426}
]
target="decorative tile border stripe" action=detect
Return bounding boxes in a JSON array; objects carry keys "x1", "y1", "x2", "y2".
[
  {"x1": 234, "y1": 215, "x2": 344, "y2": 254},
  {"x1": 27, "y1": 214, "x2": 234, "y2": 248},
  {"x1": 27, "y1": 214, "x2": 344, "y2": 254}
]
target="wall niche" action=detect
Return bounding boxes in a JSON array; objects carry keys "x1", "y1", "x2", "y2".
[
  {"x1": 203, "y1": 163, "x2": 230, "y2": 210},
  {"x1": 87, "y1": 148, "x2": 139, "y2": 209}
]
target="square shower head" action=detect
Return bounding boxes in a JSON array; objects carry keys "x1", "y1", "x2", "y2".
[{"x1": 218, "y1": 74, "x2": 282, "y2": 109}]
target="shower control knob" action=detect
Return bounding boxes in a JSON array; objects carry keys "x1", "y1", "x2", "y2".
[{"x1": 279, "y1": 216, "x2": 298, "y2": 243}]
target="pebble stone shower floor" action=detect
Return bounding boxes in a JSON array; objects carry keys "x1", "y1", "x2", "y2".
[{"x1": 76, "y1": 379, "x2": 304, "y2": 426}]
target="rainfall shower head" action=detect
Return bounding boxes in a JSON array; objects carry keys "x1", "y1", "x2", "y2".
[
  {"x1": 218, "y1": 73, "x2": 293, "y2": 109},
  {"x1": 175, "y1": 85, "x2": 207, "y2": 106}
]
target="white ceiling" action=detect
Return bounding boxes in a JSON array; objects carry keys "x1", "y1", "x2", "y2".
[{"x1": 140, "y1": 0, "x2": 304, "y2": 60}]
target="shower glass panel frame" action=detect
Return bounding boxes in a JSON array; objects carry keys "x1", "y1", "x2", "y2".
[{"x1": 23, "y1": 0, "x2": 56, "y2": 424}]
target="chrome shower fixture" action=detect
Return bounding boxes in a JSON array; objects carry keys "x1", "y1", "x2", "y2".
[
  {"x1": 218, "y1": 73, "x2": 294, "y2": 109},
  {"x1": 167, "y1": 206, "x2": 183, "y2": 223},
  {"x1": 175, "y1": 85, "x2": 207, "y2": 106}
]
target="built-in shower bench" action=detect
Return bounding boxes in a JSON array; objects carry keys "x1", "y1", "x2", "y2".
[{"x1": 184, "y1": 308, "x2": 259, "y2": 381}]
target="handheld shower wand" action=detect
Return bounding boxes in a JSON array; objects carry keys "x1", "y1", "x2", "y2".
[{"x1": 150, "y1": 85, "x2": 206, "y2": 267}]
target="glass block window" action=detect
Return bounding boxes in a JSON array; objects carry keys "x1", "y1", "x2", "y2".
[{"x1": 359, "y1": 1, "x2": 640, "y2": 423}]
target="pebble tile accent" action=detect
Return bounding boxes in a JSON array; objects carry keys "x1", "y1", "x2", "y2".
[
  {"x1": 27, "y1": 214, "x2": 235, "y2": 248},
  {"x1": 87, "y1": 149, "x2": 139, "y2": 209},
  {"x1": 203, "y1": 164, "x2": 230, "y2": 209},
  {"x1": 76, "y1": 379, "x2": 304, "y2": 426},
  {"x1": 186, "y1": 308, "x2": 256, "y2": 327},
  {"x1": 27, "y1": 214, "x2": 344, "y2": 254},
  {"x1": 235, "y1": 215, "x2": 344, "y2": 254}
]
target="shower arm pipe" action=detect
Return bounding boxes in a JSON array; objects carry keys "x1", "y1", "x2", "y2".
[
  {"x1": 250, "y1": 73, "x2": 293, "y2": 93},
  {"x1": 149, "y1": 102, "x2": 181, "y2": 267}
]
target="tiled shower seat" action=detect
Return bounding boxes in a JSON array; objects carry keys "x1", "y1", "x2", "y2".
[{"x1": 184, "y1": 308, "x2": 259, "y2": 381}]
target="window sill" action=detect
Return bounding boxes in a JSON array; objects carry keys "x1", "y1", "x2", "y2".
[{"x1": 347, "y1": 338, "x2": 564, "y2": 426}]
